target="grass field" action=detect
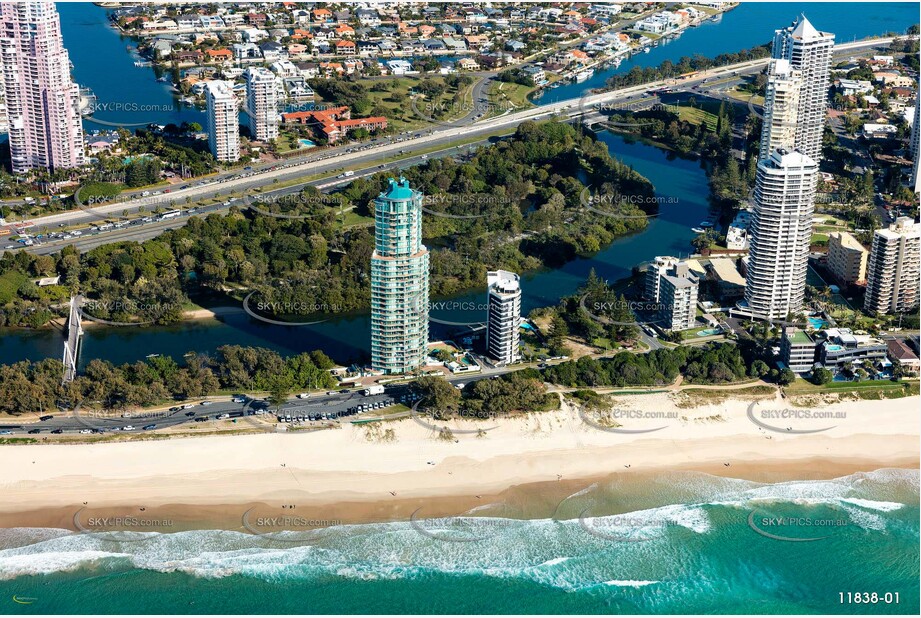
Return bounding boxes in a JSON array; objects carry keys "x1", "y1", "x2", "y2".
[
  {"x1": 677, "y1": 105, "x2": 720, "y2": 131},
  {"x1": 490, "y1": 81, "x2": 537, "y2": 113},
  {"x1": 360, "y1": 76, "x2": 475, "y2": 133},
  {"x1": 786, "y1": 379, "x2": 919, "y2": 400},
  {"x1": 0, "y1": 270, "x2": 29, "y2": 304}
]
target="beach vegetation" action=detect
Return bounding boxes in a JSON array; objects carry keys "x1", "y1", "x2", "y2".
[{"x1": 541, "y1": 342, "x2": 752, "y2": 388}]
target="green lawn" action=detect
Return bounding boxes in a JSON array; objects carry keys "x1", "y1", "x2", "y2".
[
  {"x1": 490, "y1": 81, "x2": 537, "y2": 113},
  {"x1": 360, "y1": 76, "x2": 473, "y2": 133},
  {"x1": 811, "y1": 233, "x2": 829, "y2": 244},
  {"x1": 677, "y1": 105, "x2": 719, "y2": 131},
  {"x1": 787, "y1": 379, "x2": 918, "y2": 399},
  {"x1": 0, "y1": 270, "x2": 29, "y2": 304}
]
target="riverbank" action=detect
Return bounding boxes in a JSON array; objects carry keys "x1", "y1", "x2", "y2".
[{"x1": 1, "y1": 392, "x2": 916, "y2": 525}]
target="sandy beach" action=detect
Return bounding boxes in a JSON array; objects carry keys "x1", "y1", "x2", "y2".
[{"x1": 0, "y1": 392, "x2": 917, "y2": 530}]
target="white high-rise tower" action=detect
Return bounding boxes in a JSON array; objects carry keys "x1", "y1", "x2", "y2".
[
  {"x1": 910, "y1": 90, "x2": 920, "y2": 194},
  {"x1": 771, "y1": 15, "x2": 834, "y2": 162},
  {"x1": 244, "y1": 67, "x2": 278, "y2": 142},
  {"x1": 759, "y1": 59, "x2": 802, "y2": 161},
  {"x1": 744, "y1": 149, "x2": 818, "y2": 321},
  {"x1": 206, "y1": 80, "x2": 239, "y2": 162},
  {"x1": 486, "y1": 270, "x2": 521, "y2": 365},
  {"x1": 864, "y1": 217, "x2": 921, "y2": 315},
  {"x1": 0, "y1": 1, "x2": 85, "y2": 174}
]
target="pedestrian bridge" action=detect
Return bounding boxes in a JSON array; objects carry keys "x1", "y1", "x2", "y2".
[{"x1": 62, "y1": 295, "x2": 83, "y2": 383}]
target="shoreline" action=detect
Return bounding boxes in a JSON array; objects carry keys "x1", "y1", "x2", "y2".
[
  {"x1": 0, "y1": 457, "x2": 911, "y2": 533},
  {"x1": 1, "y1": 393, "x2": 917, "y2": 531}
]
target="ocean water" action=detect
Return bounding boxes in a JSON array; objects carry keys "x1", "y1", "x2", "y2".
[{"x1": 0, "y1": 469, "x2": 917, "y2": 614}]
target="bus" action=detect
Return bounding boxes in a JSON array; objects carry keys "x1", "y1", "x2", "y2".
[{"x1": 159, "y1": 209, "x2": 182, "y2": 220}]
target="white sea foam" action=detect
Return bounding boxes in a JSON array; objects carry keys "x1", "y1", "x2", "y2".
[
  {"x1": 840, "y1": 498, "x2": 905, "y2": 512},
  {"x1": 603, "y1": 579, "x2": 659, "y2": 587},
  {"x1": 0, "y1": 469, "x2": 913, "y2": 587}
]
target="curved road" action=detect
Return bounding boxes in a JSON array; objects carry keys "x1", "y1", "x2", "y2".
[{"x1": 1, "y1": 36, "x2": 896, "y2": 254}]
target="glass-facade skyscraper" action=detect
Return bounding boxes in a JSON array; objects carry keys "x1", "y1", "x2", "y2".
[{"x1": 370, "y1": 177, "x2": 430, "y2": 374}]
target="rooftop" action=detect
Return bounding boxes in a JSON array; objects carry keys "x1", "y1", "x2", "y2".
[
  {"x1": 707, "y1": 257, "x2": 745, "y2": 286},
  {"x1": 381, "y1": 177, "x2": 416, "y2": 201},
  {"x1": 784, "y1": 328, "x2": 815, "y2": 346},
  {"x1": 829, "y1": 231, "x2": 866, "y2": 252}
]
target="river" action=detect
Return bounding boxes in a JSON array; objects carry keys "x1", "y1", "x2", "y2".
[
  {"x1": 1, "y1": 2, "x2": 916, "y2": 367},
  {"x1": 0, "y1": 132, "x2": 719, "y2": 367}
]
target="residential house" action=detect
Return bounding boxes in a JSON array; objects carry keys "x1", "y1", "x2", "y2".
[
  {"x1": 356, "y1": 8, "x2": 381, "y2": 27},
  {"x1": 241, "y1": 28, "x2": 268, "y2": 43},
  {"x1": 312, "y1": 8, "x2": 333, "y2": 23},
  {"x1": 863, "y1": 123, "x2": 898, "y2": 139},
  {"x1": 837, "y1": 79, "x2": 873, "y2": 97},
  {"x1": 888, "y1": 339, "x2": 920, "y2": 375},
  {"x1": 176, "y1": 14, "x2": 200, "y2": 29},
  {"x1": 335, "y1": 40, "x2": 357, "y2": 56},
  {"x1": 205, "y1": 48, "x2": 233, "y2": 62},
  {"x1": 246, "y1": 13, "x2": 267, "y2": 26}
]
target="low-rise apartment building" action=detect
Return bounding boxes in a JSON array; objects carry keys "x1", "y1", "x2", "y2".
[
  {"x1": 826, "y1": 231, "x2": 867, "y2": 285},
  {"x1": 780, "y1": 326, "x2": 818, "y2": 373}
]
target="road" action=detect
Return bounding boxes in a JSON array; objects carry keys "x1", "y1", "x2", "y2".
[
  {"x1": 0, "y1": 366, "x2": 521, "y2": 436},
  {"x1": 1, "y1": 36, "x2": 897, "y2": 256}
]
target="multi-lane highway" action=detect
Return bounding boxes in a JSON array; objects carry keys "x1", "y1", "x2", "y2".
[
  {"x1": 0, "y1": 368, "x2": 522, "y2": 436},
  {"x1": 1, "y1": 386, "x2": 408, "y2": 436},
  {"x1": 1, "y1": 36, "x2": 896, "y2": 257}
]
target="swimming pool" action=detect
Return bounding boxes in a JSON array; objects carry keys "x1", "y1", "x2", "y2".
[
  {"x1": 807, "y1": 316, "x2": 827, "y2": 329},
  {"x1": 827, "y1": 344, "x2": 843, "y2": 352},
  {"x1": 696, "y1": 328, "x2": 721, "y2": 337},
  {"x1": 298, "y1": 138, "x2": 316, "y2": 148}
]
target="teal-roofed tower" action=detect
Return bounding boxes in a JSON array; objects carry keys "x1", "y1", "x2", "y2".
[{"x1": 370, "y1": 177, "x2": 430, "y2": 374}]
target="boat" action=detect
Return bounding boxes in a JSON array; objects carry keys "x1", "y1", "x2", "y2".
[
  {"x1": 643, "y1": 47, "x2": 651, "y2": 53},
  {"x1": 691, "y1": 227, "x2": 706, "y2": 234},
  {"x1": 699, "y1": 221, "x2": 714, "y2": 228},
  {"x1": 146, "y1": 353, "x2": 161, "y2": 359},
  {"x1": 574, "y1": 69, "x2": 594, "y2": 83}
]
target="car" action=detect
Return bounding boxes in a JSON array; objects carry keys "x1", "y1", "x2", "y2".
[
  {"x1": 28, "y1": 428, "x2": 42, "y2": 434},
  {"x1": 122, "y1": 425, "x2": 135, "y2": 431},
  {"x1": 326, "y1": 391, "x2": 337, "y2": 395},
  {"x1": 51, "y1": 428, "x2": 63, "y2": 434},
  {"x1": 169, "y1": 407, "x2": 181, "y2": 412},
  {"x1": 39, "y1": 415, "x2": 54, "y2": 421},
  {"x1": 143, "y1": 424, "x2": 157, "y2": 430},
  {"x1": 216, "y1": 413, "x2": 230, "y2": 420},
  {"x1": 339, "y1": 389, "x2": 350, "y2": 394},
  {"x1": 182, "y1": 404, "x2": 195, "y2": 409},
  {"x1": 231, "y1": 397, "x2": 246, "y2": 403},
  {"x1": 194, "y1": 417, "x2": 208, "y2": 422},
  {"x1": 297, "y1": 393, "x2": 309, "y2": 399},
  {"x1": 0, "y1": 430, "x2": 13, "y2": 435},
  {"x1": 200, "y1": 401, "x2": 213, "y2": 406},
  {"x1": 79, "y1": 429, "x2": 92, "y2": 434},
  {"x1": 184, "y1": 410, "x2": 196, "y2": 417}
]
